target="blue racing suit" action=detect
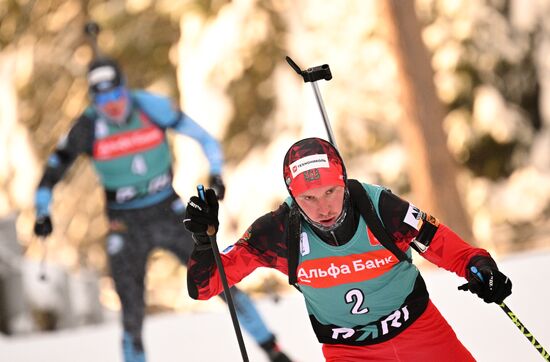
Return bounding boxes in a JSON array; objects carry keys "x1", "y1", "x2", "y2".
[{"x1": 35, "y1": 90, "x2": 276, "y2": 362}]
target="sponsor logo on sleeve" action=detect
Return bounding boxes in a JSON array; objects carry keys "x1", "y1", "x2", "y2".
[
  {"x1": 403, "y1": 203, "x2": 421, "y2": 230},
  {"x1": 240, "y1": 227, "x2": 252, "y2": 241}
]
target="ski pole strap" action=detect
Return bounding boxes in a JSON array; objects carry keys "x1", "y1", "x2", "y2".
[
  {"x1": 347, "y1": 179, "x2": 412, "y2": 263},
  {"x1": 499, "y1": 302, "x2": 550, "y2": 361},
  {"x1": 287, "y1": 203, "x2": 302, "y2": 285}
]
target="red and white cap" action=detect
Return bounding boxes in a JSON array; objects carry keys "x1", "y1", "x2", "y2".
[{"x1": 283, "y1": 137, "x2": 346, "y2": 197}]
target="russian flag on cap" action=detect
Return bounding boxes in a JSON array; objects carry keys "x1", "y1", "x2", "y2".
[{"x1": 283, "y1": 137, "x2": 346, "y2": 197}]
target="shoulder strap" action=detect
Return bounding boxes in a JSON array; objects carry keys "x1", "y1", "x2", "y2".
[
  {"x1": 286, "y1": 203, "x2": 302, "y2": 285},
  {"x1": 348, "y1": 179, "x2": 412, "y2": 263},
  {"x1": 286, "y1": 180, "x2": 412, "y2": 286}
]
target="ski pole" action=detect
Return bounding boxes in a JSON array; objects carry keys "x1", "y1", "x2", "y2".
[
  {"x1": 197, "y1": 185, "x2": 249, "y2": 362},
  {"x1": 469, "y1": 266, "x2": 549, "y2": 361},
  {"x1": 285, "y1": 56, "x2": 338, "y2": 148},
  {"x1": 498, "y1": 302, "x2": 549, "y2": 361}
]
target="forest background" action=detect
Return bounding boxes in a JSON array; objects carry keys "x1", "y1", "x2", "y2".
[{"x1": 1, "y1": 0, "x2": 549, "y2": 334}]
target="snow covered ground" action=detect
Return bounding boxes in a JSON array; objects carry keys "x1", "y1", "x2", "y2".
[{"x1": 1, "y1": 248, "x2": 549, "y2": 362}]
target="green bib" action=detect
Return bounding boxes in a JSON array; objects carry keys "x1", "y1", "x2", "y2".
[
  {"x1": 291, "y1": 183, "x2": 427, "y2": 344},
  {"x1": 91, "y1": 110, "x2": 172, "y2": 202}
]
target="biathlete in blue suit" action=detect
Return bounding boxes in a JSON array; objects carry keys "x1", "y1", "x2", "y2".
[{"x1": 33, "y1": 57, "x2": 293, "y2": 362}]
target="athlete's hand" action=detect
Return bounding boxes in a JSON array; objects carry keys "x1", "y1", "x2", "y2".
[
  {"x1": 208, "y1": 174, "x2": 225, "y2": 200},
  {"x1": 458, "y1": 256, "x2": 512, "y2": 304},
  {"x1": 184, "y1": 188, "x2": 219, "y2": 250},
  {"x1": 34, "y1": 215, "x2": 53, "y2": 237}
]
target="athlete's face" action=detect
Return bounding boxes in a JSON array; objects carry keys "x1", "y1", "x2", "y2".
[
  {"x1": 94, "y1": 86, "x2": 129, "y2": 124},
  {"x1": 295, "y1": 185, "x2": 345, "y2": 227}
]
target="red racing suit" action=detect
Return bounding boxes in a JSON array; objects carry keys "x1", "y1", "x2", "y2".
[{"x1": 187, "y1": 186, "x2": 488, "y2": 361}]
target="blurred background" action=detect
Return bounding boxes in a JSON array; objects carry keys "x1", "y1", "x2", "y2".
[{"x1": 0, "y1": 0, "x2": 549, "y2": 353}]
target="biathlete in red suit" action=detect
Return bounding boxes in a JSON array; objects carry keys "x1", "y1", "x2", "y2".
[{"x1": 184, "y1": 137, "x2": 512, "y2": 361}]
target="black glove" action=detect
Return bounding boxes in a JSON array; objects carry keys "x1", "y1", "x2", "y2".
[
  {"x1": 458, "y1": 255, "x2": 512, "y2": 304},
  {"x1": 34, "y1": 215, "x2": 53, "y2": 237},
  {"x1": 208, "y1": 174, "x2": 225, "y2": 200},
  {"x1": 184, "y1": 188, "x2": 219, "y2": 250}
]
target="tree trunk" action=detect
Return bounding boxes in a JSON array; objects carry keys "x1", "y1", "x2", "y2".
[{"x1": 380, "y1": 0, "x2": 475, "y2": 242}]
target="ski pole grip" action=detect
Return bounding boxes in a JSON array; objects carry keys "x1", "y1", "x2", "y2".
[{"x1": 197, "y1": 184, "x2": 217, "y2": 236}]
